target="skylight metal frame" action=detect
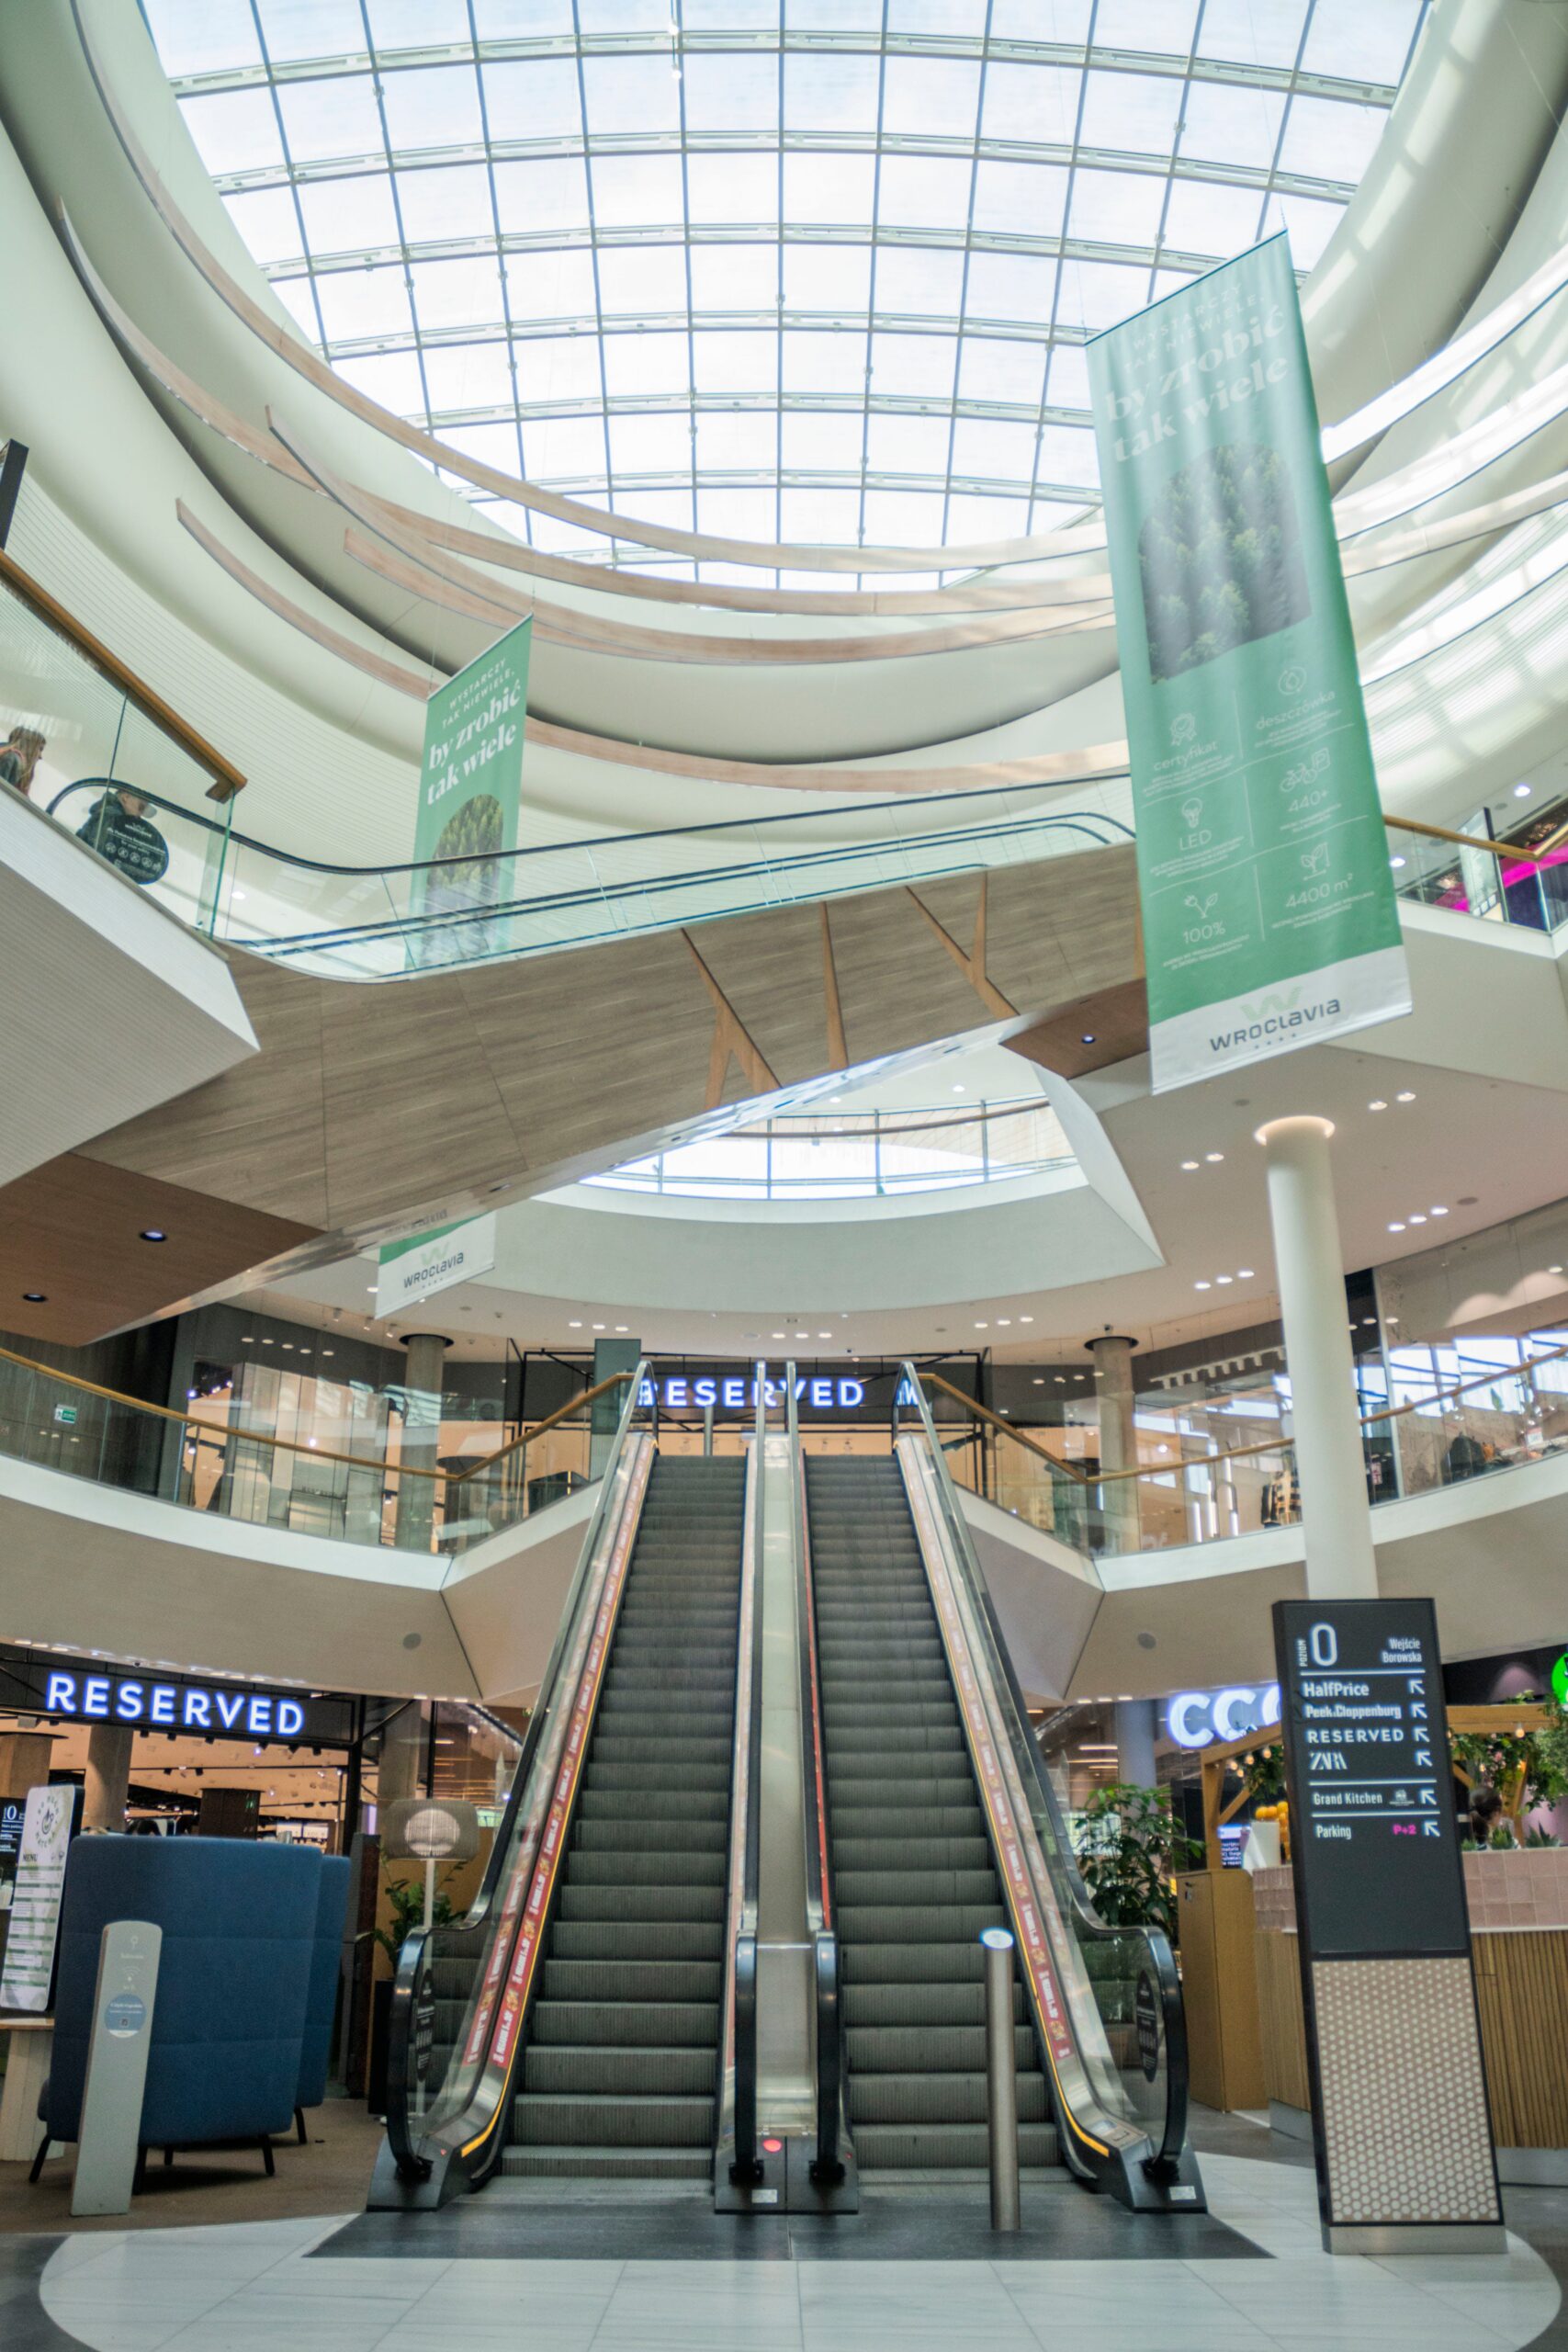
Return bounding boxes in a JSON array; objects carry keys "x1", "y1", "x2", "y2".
[{"x1": 145, "y1": 2, "x2": 1427, "y2": 587}]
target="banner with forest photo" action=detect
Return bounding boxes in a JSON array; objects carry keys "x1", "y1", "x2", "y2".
[
  {"x1": 1088, "y1": 237, "x2": 1408, "y2": 1091},
  {"x1": 410, "y1": 616, "x2": 531, "y2": 969}
]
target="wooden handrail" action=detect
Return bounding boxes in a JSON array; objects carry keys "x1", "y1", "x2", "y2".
[
  {"x1": 0, "y1": 548, "x2": 244, "y2": 802},
  {"x1": 919, "y1": 1332, "x2": 1568, "y2": 1487},
  {"x1": 1385, "y1": 813, "x2": 1551, "y2": 871},
  {"x1": 446, "y1": 1371, "x2": 632, "y2": 1483},
  {"x1": 0, "y1": 1342, "x2": 627, "y2": 1490}
]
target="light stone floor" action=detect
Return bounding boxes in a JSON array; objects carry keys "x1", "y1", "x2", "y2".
[{"x1": 30, "y1": 2156, "x2": 1562, "y2": 2352}]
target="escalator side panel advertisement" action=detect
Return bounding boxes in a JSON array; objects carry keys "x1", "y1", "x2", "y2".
[
  {"x1": 411, "y1": 616, "x2": 531, "y2": 969},
  {"x1": 1088, "y1": 236, "x2": 1409, "y2": 1092}
]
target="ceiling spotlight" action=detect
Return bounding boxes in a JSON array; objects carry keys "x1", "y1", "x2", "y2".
[
  {"x1": 1408, "y1": 1213, "x2": 1427, "y2": 1225},
  {"x1": 1180, "y1": 1159, "x2": 1199, "y2": 1171},
  {"x1": 1080, "y1": 1033, "x2": 1096, "y2": 1046},
  {"x1": 1194, "y1": 1281, "x2": 1211, "y2": 1292},
  {"x1": 1396, "y1": 1091, "x2": 1416, "y2": 1102},
  {"x1": 1237, "y1": 1268, "x2": 1255, "y2": 1278},
  {"x1": 569, "y1": 1319, "x2": 582, "y2": 1328},
  {"x1": 1551, "y1": 1265, "x2": 1564, "y2": 1277},
  {"x1": 1204, "y1": 1151, "x2": 1224, "y2": 1163},
  {"x1": 1388, "y1": 1221, "x2": 1405, "y2": 1233},
  {"x1": 1368, "y1": 1099, "x2": 1387, "y2": 1112},
  {"x1": 140, "y1": 1228, "x2": 167, "y2": 1243},
  {"x1": 1430, "y1": 1206, "x2": 1448, "y2": 1217},
  {"x1": 22, "y1": 1292, "x2": 45, "y2": 1303},
  {"x1": 1515, "y1": 782, "x2": 1533, "y2": 797},
  {"x1": 1389, "y1": 855, "x2": 1406, "y2": 870},
  {"x1": 976, "y1": 1321, "x2": 988, "y2": 1329},
  {"x1": 615, "y1": 1325, "x2": 628, "y2": 1333},
  {"x1": 1215, "y1": 1273, "x2": 1233, "y2": 1284},
  {"x1": 1020, "y1": 1315, "x2": 1033, "y2": 1324}
]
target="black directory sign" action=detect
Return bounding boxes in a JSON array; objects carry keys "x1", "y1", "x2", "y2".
[{"x1": 1273, "y1": 1598, "x2": 1468, "y2": 1961}]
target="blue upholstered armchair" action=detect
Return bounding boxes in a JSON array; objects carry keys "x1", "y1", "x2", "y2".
[
  {"x1": 31, "y1": 1836, "x2": 320, "y2": 2185},
  {"x1": 294, "y1": 1853, "x2": 351, "y2": 2143}
]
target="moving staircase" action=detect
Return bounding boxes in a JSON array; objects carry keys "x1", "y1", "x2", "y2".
[
  {"x1": 502, "y1": 1453, "x2": 746, "y2": 2177},
  {"x1": 807, "y1": 1454, "x2": 1057, "y2": 2172}
]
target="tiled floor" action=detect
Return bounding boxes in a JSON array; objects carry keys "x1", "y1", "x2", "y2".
[{"x1": 0, "y1": 2152, "x2": 1558, "y2": 2352}]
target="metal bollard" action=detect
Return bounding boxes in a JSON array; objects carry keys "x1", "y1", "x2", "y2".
[{"x1": 980, "y1": 1926, "x2": 1021, "y2": 2233}]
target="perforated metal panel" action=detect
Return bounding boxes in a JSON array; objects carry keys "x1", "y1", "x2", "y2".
[{"x1": 1314, "y1": 1958, "x2": 1500, "y2": 2226}]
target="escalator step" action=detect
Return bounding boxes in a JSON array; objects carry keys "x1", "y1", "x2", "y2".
[
  {"x1": 849, "y1": 2070, "x2": 1048, "y2": 2127},
  {"x1": 539, "y1": 1958, "x2": 723, "y2": 2005},
  {"x1": 833, "y1": 1836, "x2": 993, "y2": 1871},
  {"x1": 852, "y1": 2121, "x2": 1059, "y2": 2171},
  {"x1": 500, "y1": 2145, "x2": 711, "y2": 2180},
  {"x1": 524, "y1": 2042, "x2": 717, "y2": 2098},
  {"x1": 846, "y1": 2023, "x2": 1036, "y2": 2075},
  {"x1": 531, "y1": 1999, "x2": 719, "y2": 2048},
  {"x1": 845, "y1": 1978, "x2": 1024, "y2": 2030},
  {"x1": 567, "y1": 1849, "x2": 727, "y2": 1888},
  {"x1": 513, "y1": 2092, "x2": 714, "y2": 2149},
  {"x1": 836, "y1": 1869, "x2": 1001, "y2": 1908}
]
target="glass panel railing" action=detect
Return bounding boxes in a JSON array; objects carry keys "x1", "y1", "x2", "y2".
[
  {"x1": 378, "y1": 1367, "x2": 656, "y2": 2202},
  {"x1": 0, "y1": 1342, "x2": 622, "y2": 1562},
  {"x1": 894, "y1": 1364, "x2": 1198, "y2": 2210},
  {"x1": 39, "y1": 773, "x2": 1130, "y2": 981},
  {"x1": 1390, "y1": 816, "x2": 1568, "y2": 936}
]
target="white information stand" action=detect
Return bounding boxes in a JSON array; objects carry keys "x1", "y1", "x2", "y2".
[{"x1": 72, "y1": 1920, "x2": 161, "y2": 2218}]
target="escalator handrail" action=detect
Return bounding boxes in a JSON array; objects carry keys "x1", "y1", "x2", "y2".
[
  {"x1": 722, "y1": 1381, "x2": 768, "y2": 2185},
  {"x1": 384, "y1": 1362, "x2": 651, "y2": 2184},
  {"x1": 43, "y1": 774, "x2": 1130, "y2": 888},
  {"x1": 895, "y1": 1363, "x2": 1190, "y2": 2182},
  {"x1": 786, "y1": 1369, "x2": 846, "y2": 2184}
]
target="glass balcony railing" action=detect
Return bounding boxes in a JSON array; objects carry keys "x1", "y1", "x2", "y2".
[
  {"x1": 0, "y1": 1343, "x2": 623, "y2": 1564},
  {"x1": 583, "y1": 1094, "x2": 1077, "y2": 1202},
  {"x1": 924, "y1": 1326, "x2": 1568, "y2": 1558},
  {"x1": 39, "y1": 774, "x2": 1129, "y2": 982},
  {"x1": 1390, "y1": 801, "x2": 1568, "y2": 935}
]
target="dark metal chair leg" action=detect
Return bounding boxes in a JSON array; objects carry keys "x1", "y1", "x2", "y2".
[
  {"x1": 295, "y1": 2105, "x2": 308, "y2": 2146},
  {"x1": 28, "y1": 2136, "x2": 49, "y2": 2185},
  {"x1": 260, "y1": 2136, "x2": 276, "y2": 2177},
  {"x1": 133, "y1": 2146, "x2": 147, "y2": 2193}
]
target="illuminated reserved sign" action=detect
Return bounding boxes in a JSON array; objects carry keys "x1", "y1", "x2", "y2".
[
  {"x1": 0, "y1": 1648, "x2": 353, "y2": 1747},
  {"x1": 1166, "y1": 1683, "x2": 1281, "y2": 1749},
  {"x1": 40, "y1": 1669, "x2": 306, "y2": 1738},
  {"x1": 637, "y1": 1365, "x2": 919, "y2": 1416}
]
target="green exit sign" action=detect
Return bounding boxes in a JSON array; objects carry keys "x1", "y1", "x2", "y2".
[{"x1": 52, "y1": 1404, "x2": 78, "y2": 1428}]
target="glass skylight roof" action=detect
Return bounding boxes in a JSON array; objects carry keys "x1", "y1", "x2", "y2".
[{"x1": 144, "y1": 0, "x2": 1427, "y2": 586}]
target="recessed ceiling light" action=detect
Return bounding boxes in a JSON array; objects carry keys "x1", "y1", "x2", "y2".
[
  {"x1": 615, "y1": 1325, "x2": 628, "y2": 1333},
  {"x1": 569, "y1": 1319, "x2": 582, "y2": 1329},
  {"x1": 1180, "y1": 1159, "x2": 1200, "y2": 1171},
  {"x1": 1194, "y1": 1281, "x2": 1211, "y2": 1292},
  {"x1": 592, "y1": 1323, "x2": 605, "y2": 1331},
  {"x1": 262, "y1": 1338, "x2": 274, "y2": 1346},
  {"x1": 1237, "y1": 1268, "x2": 1255, "y2": 1279},
  {"x1": 998, "y1": 1317, "x2": 1011, "y2": 1327},
  {"x1": 1080, "y1": 1033, "x2": 1096, "y2": 1046},
  {"x1": 1388, "y1": 1221, "x2": 1405, "y2": 1233},
  {"x1": 1032, "y1": 1377, "x2": 1044, "y2": 1385},
  {"x1": 1020, "y1": 1315, "x2": 1033, "y2": 1324},
  {"x1": 140, "y1": 1228, "x2": 166, "y2": 1243},
  {"x1": 1515, "y1": 782, "x2": 1533, "y2": 797},
  {"x1": 772, "y1": 1331, "x2": 785, "y2": 1339},
  {"x1": 1204, "y1": 1152, "x2": 1224, "y2": 1163},
  {"x1": 976, "y1": 1321, "x2": 988, "y2": 1329},
  {"x1": 1216, "y1": 1274, "x2": 1233, "y2": 1284},
  {"x1": 952, "y1": 1084, "x2": 965, "y2": 1094},
  {"x1": 1396, "y1": 1091, "x2": 1416, "y2": 1103},
  {"x1": 1551, "y1": 1265, "x2": 1564, "y2": 1276},
  {"x1": 22, "y1": 1292, "x2": 45, "y2": 1303},
  {"x1": 1389, "y1": 855, "x2": 1406, "y2": 870},
  {"x1": 1368, "y1": 1099, "x2": 1387, "y2": 1112},
  {"x1": 818, "y1": 1330, "x2": 831, "y2": 1339},
  {"x1": 1408, "y1": 1213, "x2": 1427, "y2": 1225},
  {"x1": 1430, "y1": 1205, "x2": 1448, "y2": 1216},
  {"x1": 366, "y1": 1286, "x2": 377, "y2": 1295},
  {"x1": 321, "y1": 1349, "x2": 334, "y2": 1357}
]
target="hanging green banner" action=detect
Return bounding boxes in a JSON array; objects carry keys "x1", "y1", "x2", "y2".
[
  {"x1": 1087, "y1": 237, "x2": 1409, "y2": 1092},
  {"x1": 412, "y1": 616, "x2": 531, "y2": 967}
]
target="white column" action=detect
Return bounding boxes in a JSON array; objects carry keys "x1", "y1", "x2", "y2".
[
  {"x1": 1087, "y1": 1332, "x2": 1141, "y2": 1556},
  {"x1": 1256, "y1": 1115, "x2": 1377, "y2": 1600},
  {"x1": 394, "y1": 1332, "x2": 450, "y2": 1553},
  {"x1": 83, "y1": 1723, "x2": 132, "y2": 1833}
]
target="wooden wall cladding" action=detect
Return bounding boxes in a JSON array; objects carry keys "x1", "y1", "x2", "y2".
[
  {"x1": 75, "y1": 843, "x2": 1142, "y2": 1253},
  {"x1": 1259, "y1": 1924, "x2": 1568, "y2": 2152}
]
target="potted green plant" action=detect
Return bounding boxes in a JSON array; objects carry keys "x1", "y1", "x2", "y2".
[{"x1": 1075, "y1": 1781, "x2": 1201, "y2": 1943}]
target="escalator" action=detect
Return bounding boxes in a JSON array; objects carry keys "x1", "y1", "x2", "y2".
[
  {"x1": 371, "y1": 1377, "x2": 753, "y2": 2206},
  {"x1": 807, "y1": 1456, "x2": 1055, "y2": 2171},
  {"x1": 800, "y1": 1374, "x2": 1202, "y2": 2212},
  {"x1": 506, "y1": 1453, "x2": 744, "y2": 2177}
]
